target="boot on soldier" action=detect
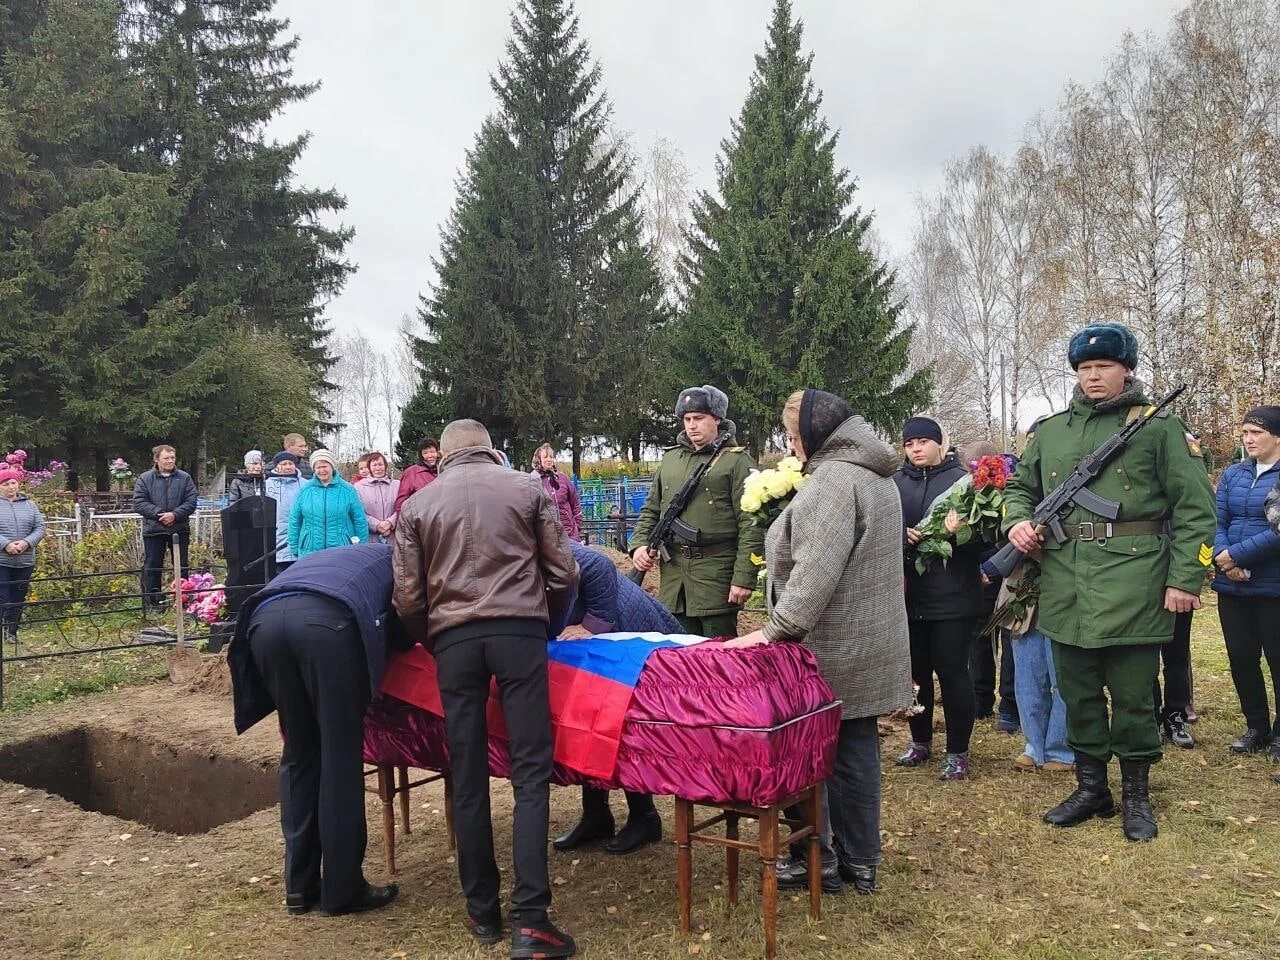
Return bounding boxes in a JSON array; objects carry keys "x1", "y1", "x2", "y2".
[
  {"x1": 1043, "y1": 754, "x2": 1116, "y2": 827},
  {"x1": 1119, "y1": 758, "x2": 1158, "y2": 841}
]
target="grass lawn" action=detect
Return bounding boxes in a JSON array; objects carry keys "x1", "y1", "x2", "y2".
[{"x1": 1, "y1": 593, "x2": 1277, "y2": 959}]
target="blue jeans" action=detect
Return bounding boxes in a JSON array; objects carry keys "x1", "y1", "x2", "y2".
[
  {"x1": 0, "y1": 564, "x2": 34, "y2": 634},
  {"x1": 1012, "y1": 629, "x2": 1073, "y2": 765}
]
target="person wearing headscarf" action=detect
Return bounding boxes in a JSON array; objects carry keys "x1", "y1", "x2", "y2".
[
  {"x1": 726, "y1": 389, "x2": 911, "y2": 896},
  {"x1": 533, "y1": 444, "x2": 583, "y2": 542},
  {"x1": 228, "y1": 449, "x2": 265, "y2": 503}
]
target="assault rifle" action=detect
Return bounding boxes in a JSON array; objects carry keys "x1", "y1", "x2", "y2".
[
  {"x1": 987, "y1": 384, "x2": 1186, "y2": 578},
  {"x1": 626, "y1": 434, "x2": 731, "y2": 585}
]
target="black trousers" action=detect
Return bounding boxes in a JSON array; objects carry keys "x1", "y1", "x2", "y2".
[
  {"x1": 971, "y1": 626, "x2": 1018, "y2": 718},
  {"x1": 1153, "y1": 610, "x2": 1194, "y2": 721},
  {"x1": 141, "y1": 531, "x2": 190, "y2": 605},
  {"x1": 435, "y1": 632, "x2": 554, "y2": 924},
  {"x1": 908, "y1": 618, "x2": 977, "y2": 754},
  {"x1": 1218, "y1": 594, "x2": 1280, "y2": 737},
  {"x1": 248, "y1": 594, "x2": 371, "y2": 910},
  {"x1": 0, "y1": 564, "x2": 33, "y2": 633}
]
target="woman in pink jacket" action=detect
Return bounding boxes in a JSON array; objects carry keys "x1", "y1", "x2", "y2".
[{"x1": 357, "y1": 452, "x2": 397, "y2": 543}]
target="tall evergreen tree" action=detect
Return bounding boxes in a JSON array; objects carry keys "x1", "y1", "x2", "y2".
[
  {"x1": 0, "y1": 0, "x2": 191, "y2": 484},
  {"x1": 124, "y1": 0, "x2": 353, "y2": 478},
  {"x1": 0, "y1": 0, "x2": 351, "y2": 485},
  {"x1": 408, "y1": 0, "x2": 667, "y2": 471},
  {"x1": 676, "y1": 0, "x2": 930, "y2": 455}
]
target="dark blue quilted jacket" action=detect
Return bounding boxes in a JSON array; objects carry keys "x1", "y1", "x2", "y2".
[
  {"x1": 567, "y1": 543, "x2": 681, "y2": 635},
  {"x1": 1212, "y1": 459, "x2": 1280, "y2": 598}
]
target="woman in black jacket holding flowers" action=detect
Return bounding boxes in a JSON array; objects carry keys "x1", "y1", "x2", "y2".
[{"x1": 893, "y1": 417, "x2": 986, "y2": 781}]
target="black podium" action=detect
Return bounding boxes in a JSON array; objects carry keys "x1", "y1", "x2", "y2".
[{"x1": 217, "y1": 494, "x2": 277, "y2": 651}]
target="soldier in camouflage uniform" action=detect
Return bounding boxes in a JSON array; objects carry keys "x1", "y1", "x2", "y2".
[
  {"x1": 1003, "y1": 323, "x2": 1216, "y2": 842},
  {"x1": 630, "y1": 385, "x2": 764, "y2": 637}
]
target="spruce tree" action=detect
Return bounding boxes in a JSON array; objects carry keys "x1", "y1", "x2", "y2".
[
  {"x1": 0, "y1": 0, "x2": 351, "y2": 484},
  {"x1": 124, "y1": 0, "x2": 352, "y2": 476},
  {"x1": 676, "y1": 0, "x2": 930, "y2": 455},
  {"x1": 408, "y1": 0, "x2": 667, "y2": 471}
]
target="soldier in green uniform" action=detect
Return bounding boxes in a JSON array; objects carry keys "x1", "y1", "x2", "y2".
[
  {"x1": 1003, "y1": 323, "x2": 1215, "y2": 842},
  {"x1": 630, "y1": 385, "x2": 764, "y2": 637}
]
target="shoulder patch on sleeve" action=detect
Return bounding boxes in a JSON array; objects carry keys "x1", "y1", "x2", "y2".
[{"x1": 1184, "y1": 432, "x2": 1203, "y2": 458}]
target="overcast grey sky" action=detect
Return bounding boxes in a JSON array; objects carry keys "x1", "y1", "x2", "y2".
[{"x1": 268, "y1": 0, "x2": 1182, "y2": 352}]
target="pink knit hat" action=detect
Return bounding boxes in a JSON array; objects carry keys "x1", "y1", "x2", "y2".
[{"x1": 0, "y1": 465, "x2": 23, "y2": 484}]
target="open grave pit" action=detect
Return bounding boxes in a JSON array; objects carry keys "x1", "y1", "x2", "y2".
[{"x1": 0, "y1": 725, "x2": 277, "y2": 835}]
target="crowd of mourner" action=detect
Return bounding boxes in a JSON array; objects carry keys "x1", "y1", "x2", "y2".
[{"x1": 1, "y1": 322, "x2": 1278, "y2": 958}]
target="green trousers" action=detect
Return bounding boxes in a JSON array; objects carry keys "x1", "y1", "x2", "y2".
[
  {"x1": 1051, "y1": 640, "x2": 1162, "y2": 763},
  {"x1": 675, "y1": 612, "x2": 740, "y2": 639}
]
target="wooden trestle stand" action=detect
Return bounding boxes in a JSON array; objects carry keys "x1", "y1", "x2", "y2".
[
  {"x1": 674, "y1": 783, "x2": 824, "y2": 960},
  {"x1": 363, "y1": 763, "x2": 453, "y2": 874}
]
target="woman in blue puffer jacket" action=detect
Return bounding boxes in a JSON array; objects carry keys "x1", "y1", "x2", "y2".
[
  {"x1": 288, "y1": 450, "x2": 368, "y2": 559},
  {"x1": 1212, "y1": 406, "x2": 1280, "y2": 760}
]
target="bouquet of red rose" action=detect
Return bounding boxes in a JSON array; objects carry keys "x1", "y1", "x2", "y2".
[{"x1": 912, "y1": 454, "x2": 1013, "y2": 574}]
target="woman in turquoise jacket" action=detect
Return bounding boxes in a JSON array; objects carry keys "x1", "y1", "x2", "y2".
[{"x1": 288, "y1": 450, "x2": 368, "y2": 558}]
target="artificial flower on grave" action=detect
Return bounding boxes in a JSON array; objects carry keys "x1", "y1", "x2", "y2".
[
  {"x1": 912, "y1": 454, "x2": 1013, "y2": 574},
  {"x1": 109, "y1": 457, "x2": 134, "y2": 487},
  {"x1": 177, "y1": 572, "x2": 227, "y2": 625},
  {"x1": 740, "y1": 456, "x2": 809, "y2": 528}
]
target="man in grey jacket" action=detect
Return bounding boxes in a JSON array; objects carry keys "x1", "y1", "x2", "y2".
[{"x1": 132, "y1": 444, "x2": 198, "y2": 612}]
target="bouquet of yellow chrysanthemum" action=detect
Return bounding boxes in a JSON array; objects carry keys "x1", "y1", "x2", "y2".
[{"x1": 740, "y1": 456, "x2": 809, "y2": 527}]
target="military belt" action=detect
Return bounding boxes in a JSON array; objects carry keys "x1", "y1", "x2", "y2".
[
  {"x1": 1061, "y1": 521, "x2": 1165, "y2": 542},
  {"x1": 674, "y1": 541, "x2": 736, "y2": 559}
]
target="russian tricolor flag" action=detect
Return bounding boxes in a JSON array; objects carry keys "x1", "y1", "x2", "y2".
[{"x1": 380, "y1": 634, "x2": 691, "y2": 780}]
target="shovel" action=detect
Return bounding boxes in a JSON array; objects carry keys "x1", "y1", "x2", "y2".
[{"x1": 166, "y1": 533, "x2": 202, "y2": 684}]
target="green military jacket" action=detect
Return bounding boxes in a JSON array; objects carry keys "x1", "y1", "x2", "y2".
[
  {"x1": 630, "y1": 421, "x2": 764, "y2": 618},
  {"x1": 1002, "y1": 384, "x2": 1216, "y2": 649}
]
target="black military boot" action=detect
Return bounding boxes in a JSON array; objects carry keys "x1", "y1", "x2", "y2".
[
  {"x1": 1043, "y1": 754, "x2": 1116, "y2": 827},
  {"x1": 1119, "y1": 758, "x2": 1158, "y2": 842},
  {"x1": 553, "y1": 787, "x2": 614, "y2": 851}
]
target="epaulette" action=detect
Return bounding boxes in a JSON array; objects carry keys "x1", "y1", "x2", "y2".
[{"x1": 728, "y1": 446, "x2": 745, "y2": 453}]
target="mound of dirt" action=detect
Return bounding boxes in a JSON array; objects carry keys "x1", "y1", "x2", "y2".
[{"x1": 183, "y1": 651, "x2": 233, "y2": 697}]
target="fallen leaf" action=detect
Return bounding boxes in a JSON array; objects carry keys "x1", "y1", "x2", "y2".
[
  {"x1": 687, "y1": 946, "x2": 701, "y2": 956},
  {"x1": 391, "y1": 952, "x2": 408, "y2": 959},
  {"x1": 553, "y1": 876, "x2": 567, "y2": 886},
  {"x1": 1136, "y1": 922, "x2": 1152, "y2": 932},
  {"x1": 606, "y1": 906, "x2": 617, "y2": 914},
  {"x1": 701, "y1": 932, "x2": 711, "y2": 941},
  {"x1": 119, "y1": 834, "x2": 132, "y2": 841}
]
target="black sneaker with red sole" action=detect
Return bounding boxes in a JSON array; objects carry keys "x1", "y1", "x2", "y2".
[{"x1": 511, "y1": 920, "x2": 577, "y2": 959}]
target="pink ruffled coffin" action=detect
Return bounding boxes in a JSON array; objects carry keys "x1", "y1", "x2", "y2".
[{"x1": 363, "y1": 640, "x2": 840, "y2": 808}]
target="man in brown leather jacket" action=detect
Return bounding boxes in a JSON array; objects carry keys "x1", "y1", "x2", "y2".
[{"x1": 393, "y1": 419, "x2": 579, "y2": 958}]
